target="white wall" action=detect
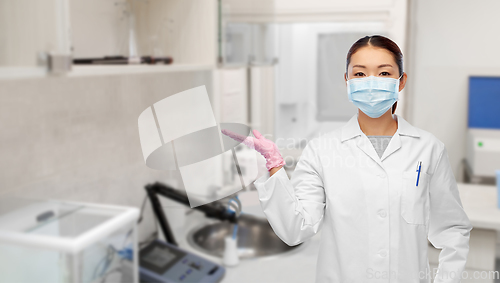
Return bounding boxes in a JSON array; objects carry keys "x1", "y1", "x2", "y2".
[
  {"x1": 0, "y1": 70, "x2": 214, "y2": 243},
  {"x1": 406, "y1": 0, "x2": 500, "y2": 181},
  {"x1": 0, "y1": 0, "x2": 68, "y2": 66}
]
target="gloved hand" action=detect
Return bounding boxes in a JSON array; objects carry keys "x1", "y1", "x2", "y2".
[{"x1": 221, "y1": 128, "x2": 285, "y2": 172}]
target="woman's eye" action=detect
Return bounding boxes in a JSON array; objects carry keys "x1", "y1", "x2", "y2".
[
  {"x1": 354, "y1": 72, "x2": 364, "y2": 76},
  {"x1": 380, "y1": 72, "x2": 390, "y2": 76}
]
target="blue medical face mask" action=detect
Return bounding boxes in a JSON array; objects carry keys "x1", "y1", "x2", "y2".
[{"x1": 346, "y1": 74, "x2": 403, "y2": 118}]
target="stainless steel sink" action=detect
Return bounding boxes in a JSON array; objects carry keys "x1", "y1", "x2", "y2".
[{"x1": 186, "y1": 214, "x2": 304, "y2": 259}]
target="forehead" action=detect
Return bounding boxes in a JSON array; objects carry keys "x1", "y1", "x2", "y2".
[{"x1": 349, "y1": 46, "x2": 396, "y2": 67}]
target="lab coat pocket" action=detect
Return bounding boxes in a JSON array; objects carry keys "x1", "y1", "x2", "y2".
[{"x1": 401, "y1": 171, "x2": 430, "y2": 225}]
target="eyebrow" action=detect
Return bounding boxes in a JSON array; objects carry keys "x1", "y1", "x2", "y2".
[{"x1": 352, "y1": 64, "x2": 393, "y2": 68}]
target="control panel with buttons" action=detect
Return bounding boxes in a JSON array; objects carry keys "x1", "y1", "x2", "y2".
[{"x1": 139, "y1": 239, "x2": 225, "y2": 283}]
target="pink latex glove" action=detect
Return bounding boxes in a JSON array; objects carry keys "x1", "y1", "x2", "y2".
[{"x1": 221, "y1": 128, "x2": 285, "y2": 171}]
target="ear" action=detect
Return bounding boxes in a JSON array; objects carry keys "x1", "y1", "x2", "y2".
[
  {"x1": 398, "y1": 72, "x2": 407, "y2": 92},
  {"x1": 344, "y1": 73, "x2": 348, "y2": 86}
]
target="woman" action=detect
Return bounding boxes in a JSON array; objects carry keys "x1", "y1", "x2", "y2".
[{"x1": 222, "y1": 35, "x2": 472, "y2": 283}]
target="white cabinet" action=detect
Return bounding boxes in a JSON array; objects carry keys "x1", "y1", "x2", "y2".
[
  {"x1": 213, "y1": 67, "x2": 248, "y2": 124},
  {"x1": 0, "y1": 0, "x2": 71, "y2": 68},
  {"x1": 274, "y1": 0, "x2": 395, "y2": 13},
  {"x1": 221, "y1": 0, "x2": 275, "y2": 16},
  {"x1": 221, "y1": 23, "x2": 277, "y2": 66},
  {"x1": 222, "y1": 0, "x2": 401, "y2": 22},
  {"x1": 212, "y1": 65, "x2": 275, "y2": 141},
  {"x1": 249, "y1": 66, "x2": 275, "y2": 139},
  {"x1": 0, "y1": 0, "x2": 218, "y2": 78},
  {"x1": 131, "y1": 0, "x2": 217, "y2": 65},
  {"x1": 70, "y1": 0, "x2": 217, "y2": 67}
]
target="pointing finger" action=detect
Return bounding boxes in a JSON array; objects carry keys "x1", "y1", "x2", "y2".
[
  {"x1": 252, "y1": 129, "x2": 263, "y2": 139},
  {"x1": 221, "y1": 129, "x2": 256, "y2": 149}
]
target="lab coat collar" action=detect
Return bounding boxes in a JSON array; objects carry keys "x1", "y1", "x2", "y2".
[
  {"x1": 340, "y1": 112, "x2": 420, "y2": 166},
  {"x1": 340, "y1": 112, "x2": 420, "y2": 143}
]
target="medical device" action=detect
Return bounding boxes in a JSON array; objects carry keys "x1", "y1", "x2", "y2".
[
  {"x1": 465, "y1": 76, "x2": 500, "y2": 181},
  {"x1": 139, "y1": 182, "x2": 234, "y2": 283},
  {"x1": 0, "y1": 197, "x2": 140, "y2": 283},
  {"x1": 139, "y1": 239, "x2": 225, "y2": 283}
]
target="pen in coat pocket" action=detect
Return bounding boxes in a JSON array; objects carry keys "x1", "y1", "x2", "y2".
[{"x1": 416, "y1": 161, "x2": 422, "y2": 186}]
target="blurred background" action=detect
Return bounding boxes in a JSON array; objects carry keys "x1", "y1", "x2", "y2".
[{"x1": 1, "y1": 0, "x2": 500, "y2": 282}]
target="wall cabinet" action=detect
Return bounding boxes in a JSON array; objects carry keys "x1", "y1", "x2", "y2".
[
  {"x1": 0, "y1": 0, "x2": 217, "y2": 79},
  {"x1": 222, "y1": 0, "x2": 400, "y2": 22},
  {"x1": 0, "y1": 0, "x2": 71, "y2": 68}
]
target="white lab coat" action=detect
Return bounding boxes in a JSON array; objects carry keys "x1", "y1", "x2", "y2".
[{"x1": 254, "y1": 113, "x2": 472, "y2": 283}]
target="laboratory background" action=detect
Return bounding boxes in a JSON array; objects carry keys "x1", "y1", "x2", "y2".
[{"x1": 1, "y1": 0, "x2": 500, "y2": 282}]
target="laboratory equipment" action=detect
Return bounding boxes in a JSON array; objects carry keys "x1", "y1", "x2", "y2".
[
  {"x1": 465, "y1": 76, "x2": 500, "y2": 182},
  {"x1": 139, "y1": 239, "x2": 225, "y2": 283},
  {"x1": 222, "y1": 236, "x2": 239, "y2": 267},
  {"x1": 140, "y1": 182, "x2": 230, "y2": 282},
  {"x1": 466, "y1": 129, "x2": 500, "y2": 179},
  {"x1": 144, "y1": 182, "x2": 238, "y2": 247},
  {"x1": 0, "y1": 197, "x2": 140, "y2": 283}
]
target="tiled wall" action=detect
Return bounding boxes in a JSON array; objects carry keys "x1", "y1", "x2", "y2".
[{"x1": 0, "y1": 69, "x2": 213, "y2": 241}]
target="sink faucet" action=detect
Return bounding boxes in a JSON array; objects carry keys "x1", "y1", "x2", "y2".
[{"x1": 145, "y1": 182, "x2": 240, "y2": 247}]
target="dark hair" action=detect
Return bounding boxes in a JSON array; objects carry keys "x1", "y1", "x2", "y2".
[{"x1": 345, "y1": 35, "x2": 404, "y2": 114}]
